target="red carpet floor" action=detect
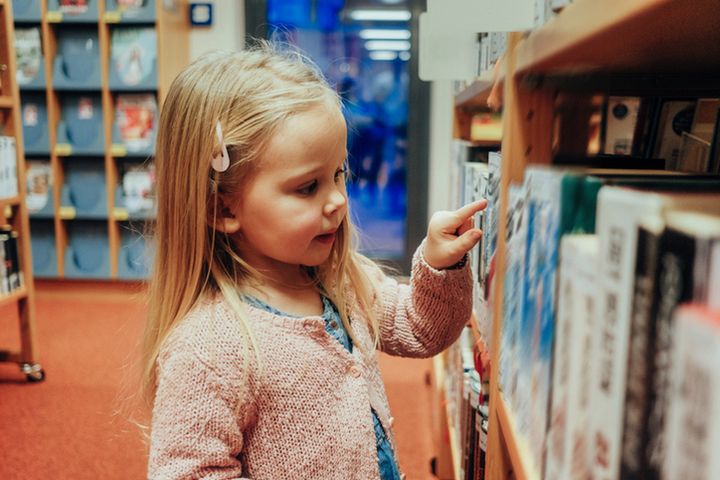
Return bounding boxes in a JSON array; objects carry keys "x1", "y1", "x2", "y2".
[{"x1": 0, "y1": 294, "x2": 438, "y2": 479}]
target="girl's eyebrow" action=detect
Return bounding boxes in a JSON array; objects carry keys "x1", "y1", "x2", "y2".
[{"x1": 283, "y1": 154, "x2": 348, "y2": 183}]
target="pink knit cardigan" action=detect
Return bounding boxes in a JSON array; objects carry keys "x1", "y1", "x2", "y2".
[{"x1": 148, "y1": 245, "x2": 472, "y2": 479}]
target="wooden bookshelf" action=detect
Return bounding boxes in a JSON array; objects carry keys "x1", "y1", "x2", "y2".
[
  {"x1": 448, "y1": 1, "x2": 720, "y2": 479},
  {"x1": 0, "y1": 0, "x2": 43, "y2": 382},
  {"x1": 18, "y1": 0, "x2": 189, "y2": 282}
]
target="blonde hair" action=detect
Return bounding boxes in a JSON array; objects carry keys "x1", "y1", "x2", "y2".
[{"x1": 141, "y1": 43, "x2": 382, "y2": 411}]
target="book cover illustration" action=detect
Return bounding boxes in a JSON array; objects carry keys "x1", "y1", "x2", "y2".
[
  {"x1": 115, "y1": 94, "x2": 157, "y2": 152},
  {"x1": 25, "y1": 161, "x2": 53, "y2": 213},
  {"x1": 15, "y1": 28, "x2": 42, "y2": 86},
  {"x1": 59, "y1": 0, "x2": 89, "y2": 14},
  {"x1": 122, "y1": 163, "x2": 155, "y2": 214},
  {"x1": 652, "y1": 100, "x2": 696, "y2": 169},
  {"x1": 111, "y1": 28, "x2": 156, "y2": 87}
]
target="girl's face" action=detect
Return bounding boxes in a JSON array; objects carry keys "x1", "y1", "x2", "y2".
[{"x1": 229, "y1": 101, "x2": 348, "y2": 280}]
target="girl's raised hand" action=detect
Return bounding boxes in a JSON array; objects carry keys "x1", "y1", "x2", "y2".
[{"x1": 423, "y1": 199, "x2": 488, "y2": 270}]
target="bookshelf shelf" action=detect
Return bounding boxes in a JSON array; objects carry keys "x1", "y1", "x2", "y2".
[
  {"x1": 444, "y1": 2, "x2": 720, "y2": 479},
  {"x1": 455, "y1": 71, "x2": 495, "y2": 110},
  {"x1": 515, "y1": 0, "x2": 720, "y2": 75},
  {"x1": 0, "y1": 196, "x2": 21, "y2": 210},
  {"x1": 0, "y1": 286, "x2": 28, "y2": 308}
]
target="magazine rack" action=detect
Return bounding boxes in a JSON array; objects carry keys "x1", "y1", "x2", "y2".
[
  {"x1": 0, "y1": 0, "x2": 45, "y2": 382},
  {"x1": 13, "y1": 0, "x2": 188, "y2": 282},
  {"x1": 21, "y1": 94, "x2": 51, "y2": 155}
]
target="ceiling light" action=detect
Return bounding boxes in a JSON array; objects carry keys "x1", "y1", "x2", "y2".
[
  {"x1": 359, "y1": 29, "x2": 411, "y2": 40},
  {"x1": 348, "y1": 9, "x2": 411, "y2": 21},
  {"x1": 369, "y1": 51, "x2": 398, "y2": 61},
  {"x1": 365, "y1": 40, "x2": 411, "y2": 51}
]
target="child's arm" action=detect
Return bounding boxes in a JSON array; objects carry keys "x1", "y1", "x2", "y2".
[
  {"x1": 371, "y1": 200, "x2": 487, "y2": 357},
  {"x1": 148, "y1": 343, "x2": 253, "y2": 479}
]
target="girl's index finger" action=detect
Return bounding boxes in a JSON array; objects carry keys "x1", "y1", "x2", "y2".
[{"x1": 454, "y1": 199, "x2": 488, "y2": 221}]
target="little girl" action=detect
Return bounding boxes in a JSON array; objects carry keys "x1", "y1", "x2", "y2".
[{"x1": 142, "y1": 43, "x2": 486, "y2": 479}]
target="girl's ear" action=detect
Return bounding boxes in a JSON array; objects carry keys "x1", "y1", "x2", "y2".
[{"x1": 207, "y1": 194, "x2": 241, "y2": 234}]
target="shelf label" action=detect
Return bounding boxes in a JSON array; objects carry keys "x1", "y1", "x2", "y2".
[
  {"x1": 59, "y1": 206, "x2": 76, "y2": 220},
  {"x1": 110, "y1": 144, "x2": 128, "y2": 157},
  {"x1": 46, "y1": 11, "x2": 63, "y2": 22},
  {"x1": 54, "y1": 144, "x2": 72, "y2": 156},
  {"x1": 113, "y1": 208, "x2": 129, "y2": 221},
  {"x1": 104, "y1": 11, "x2": 122, "y2": 23}
]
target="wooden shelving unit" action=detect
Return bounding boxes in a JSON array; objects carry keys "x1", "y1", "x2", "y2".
[
  {"x1": 447, "y1": 1, "x2": 720, "y2": 479},
  {"x1": 0, "y1": 0, "x2": 43, "y2": 382},
  {"x1": 17, "y1": 0, "x2": 189, "y2": 282}
]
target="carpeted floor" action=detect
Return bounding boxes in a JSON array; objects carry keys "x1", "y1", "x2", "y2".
[{"x1": 0, "y1": 294, "x2": 438, "y2": 479}]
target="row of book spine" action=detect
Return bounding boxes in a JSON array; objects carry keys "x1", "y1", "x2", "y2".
[
  {"x1": 0, "y1": 137, "x2": 18, "y2": 200},
  {"x1": 1, "y1": 225, "x2": 24, "y2": 295},
  {"x1": 472, "y1": 158, "x2": 720, "y2": 479}
]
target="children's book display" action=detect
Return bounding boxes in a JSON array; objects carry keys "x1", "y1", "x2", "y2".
[
  {"x1": 109, "y1": 27, "x2": 157, "y2": 89},
  {"x1": 116, "y1": 161, "x2": 155, "y2": 218}
]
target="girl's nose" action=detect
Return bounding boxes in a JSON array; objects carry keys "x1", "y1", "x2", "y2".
[{"x1": 324, "y1": 187, "x2": 347, "y2": 216}]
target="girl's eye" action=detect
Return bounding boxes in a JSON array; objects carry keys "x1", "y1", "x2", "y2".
[
  {"x1": 335, "y1": 168, "x2": 347, "y2": 181},
  {"x1": 297, "y1": 181, "x2": 318, "y2": 195}
]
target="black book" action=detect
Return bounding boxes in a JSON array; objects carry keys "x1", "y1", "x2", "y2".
[
  {"x1": 620, "y1": 217, "x2": 663, "y2": 479},
  {"x1": 645, "y1": 212, "x2": 720, "y2": 479}
]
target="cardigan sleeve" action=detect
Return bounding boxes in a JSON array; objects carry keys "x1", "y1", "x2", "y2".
[
  {"x1": 369, "y1": 239, "x2": 473, "y2": 358},
  {"x1": 148, "y1": 342, "x2": 254, "y2": 480}
]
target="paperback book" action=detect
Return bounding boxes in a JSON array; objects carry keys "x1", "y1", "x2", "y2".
[{"x1": 25, "y1": 161, "x2": 52, "y2": 213}]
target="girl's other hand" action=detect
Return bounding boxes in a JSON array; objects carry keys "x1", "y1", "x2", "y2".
[{"x1": 423, "y1": 199, "x2": 488, "y2": 270}]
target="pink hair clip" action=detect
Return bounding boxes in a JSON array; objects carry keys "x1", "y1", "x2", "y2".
[{"x1": 211, "y1": 121, "x2": 230, "y2": 172}]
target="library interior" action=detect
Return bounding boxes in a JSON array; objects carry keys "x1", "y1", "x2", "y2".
[{"x1": 1, "y1": 0, "x2": 719, "y2": 479}]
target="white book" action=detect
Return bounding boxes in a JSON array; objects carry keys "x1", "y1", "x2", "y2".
[
  {"x1": 663, "y1": 305, "x2": 720, "y2": 480},
  {"x1": 591, "y1": 186, "x2": 720, "y2": 480},
  {"x1": 545, "y1": 234, "x2": 598, "y2": 480}
]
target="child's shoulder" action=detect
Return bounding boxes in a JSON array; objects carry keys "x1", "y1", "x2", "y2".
[{"x1": 160, "y1": 294, "x2": 248, "y2": 365}]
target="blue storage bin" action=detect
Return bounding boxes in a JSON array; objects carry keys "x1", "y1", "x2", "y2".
[
  {"x1": 52, "y1": 29, "x2": 101, "y2": 90},
  {"x1": 46, "y1": 0, "x2": 99, "y2": 23},
  {"x1": 64, "y1": 221, "x2": 110, "y2": 279},
  {"x1": 29, "y1": 220, "x2": 58, "y2": 277},
  {"x1": 118, "y1": 223, "x2": 153, "y2": 279},
  {"x1": 60, "y1": 158, "x2": 107, "y2": 219},
  {"x1": 15, "y1": 26, "x2": 46, "y2": 90},
  {"x1": 105, "y1": 0, "x2": 156, "y2": 24},
  {"x1": 108, "y1": 27, "x2": 157, "y2": 91},
  {"x1": 21, "y1": 94, "x2": 51, "y2": 155},
  {"x1": 56, "y1": 94, "x2": 105, "y2": 155},
  {"x1": 12, "y1": 0, "x2": 43, "y2": 22}
]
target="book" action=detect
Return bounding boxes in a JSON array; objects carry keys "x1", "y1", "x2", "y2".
[
  {"x1": 111, "y1": 28, "x2": 157, "y2": 87},
  {"x1": 592, "y1": 187, "x2": 720, "y2": 480},
  {"x1": 115, "y1": 94, "x2": 157, "y2": 152},
  {"x1": 0, "y1": 137, "x2": 18, "y2": 200},
  {"x1": 15, "y1": 27, "x2": 42, "y2": 86},
  {"x1": 663, "y1": 305, "x2": 720, "y2": 480},
  {"x1": 652, "y1": 100, "x2": 696, "y2": 169},
  {"x1": 545, "y1": 234, "x2": 598, "y2": 480},
  {"x1": 25, "y1": 161, "x2": 53, "y2": 213},
  {"x1": 603, "y1": 97, "x2": 641, "y2": 156},
  {"x1": 643, "y1": 211, "x2": 720, "y2": 479},
  {"x1": 121, "y1": 163, "x2": 155, "y2": 215},
  {"x1": 59, "y1": 0, "x2": 89, "y2": 15}
]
